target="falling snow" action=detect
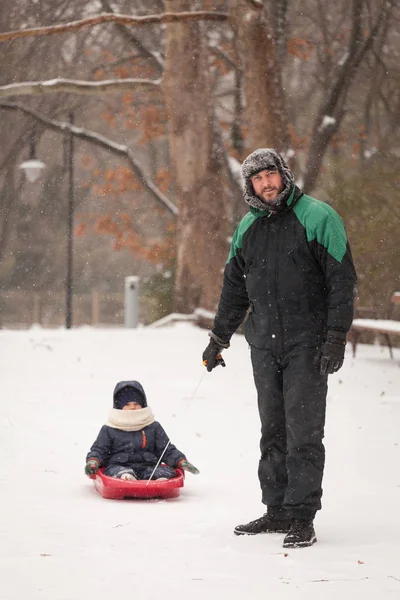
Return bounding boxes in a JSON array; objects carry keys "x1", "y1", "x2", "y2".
[{"x1": 1, "y1": 323, "x2": 400, "y2": 599}]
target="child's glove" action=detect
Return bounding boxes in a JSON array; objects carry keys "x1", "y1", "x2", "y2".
[
  {"x1": 179, "y1": 460, "x2": 200, "y2": 475},
  {"x1": 85, "y1": 459, "x2": 100, "y2": 476}
]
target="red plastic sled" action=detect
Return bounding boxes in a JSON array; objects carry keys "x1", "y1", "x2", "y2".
[{"x1": 90, "y1": 468, "x2": 185, "y2": 500}]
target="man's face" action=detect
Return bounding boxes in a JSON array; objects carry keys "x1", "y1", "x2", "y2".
[{"x1": 250, "y1": 169, "x2": 283, "y2": 202}]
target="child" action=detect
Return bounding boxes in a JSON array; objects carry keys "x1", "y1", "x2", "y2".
[{"x1": 85, "y1": 380, "x2": 199, "y2": 481}]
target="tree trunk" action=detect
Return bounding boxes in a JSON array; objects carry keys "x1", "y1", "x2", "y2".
[
  {"x1": 230, "y1": 0, "x2": 290, "y2": 154},
  {"x1": 164, "y1": 0, "x2": 230, "y2": 314}
]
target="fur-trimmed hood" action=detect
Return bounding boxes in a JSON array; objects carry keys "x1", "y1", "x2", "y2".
[{"x1": 241, "y1": 148, "x2": 295, "y2": 213}]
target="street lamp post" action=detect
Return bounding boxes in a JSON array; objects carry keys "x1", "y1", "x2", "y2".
[
  {"x1": 65, "y1": 112, "x2": 74, "y2": 330},
  {"x1": 20, "y1": 117, "x2": 75, "y2": 329}
]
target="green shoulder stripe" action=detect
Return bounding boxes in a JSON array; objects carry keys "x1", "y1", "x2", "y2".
[
  {"x1": 293, "y1": 194, "x2": 348, "y2": 262},
  {"x1": 227, "y1": 212, "x2": 259, "y2": 263}
]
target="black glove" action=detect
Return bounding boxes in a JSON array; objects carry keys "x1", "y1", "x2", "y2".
[
  {"x1": 318, "y1": 330, "x2": 347, "y2": 375},
  {"x1": 202, "y1": 334, "x2": 229, "y2": 372}
]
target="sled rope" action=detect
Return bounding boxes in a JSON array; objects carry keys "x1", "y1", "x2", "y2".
[{"x1": 146, "y1": 370, "x2": 207, "y2": 485}]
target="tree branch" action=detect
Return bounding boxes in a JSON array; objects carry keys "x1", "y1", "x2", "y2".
[
  {"x1": 247, "y1": 0, "x2": 264, "y2": 8},
  {"x1": 0, "y1": 77, "x2": 161, "y2": 99},
  {"x1": 91, "y1": 52, "x2": 142, "y2": 74},
  {"x1": 99, "y1": 0, "x2": 164, "y2": 74},
  {"x1": 0, "y1": 11, "x2": 229, "y2": 43},
  {"x1": 322, "y1": 0, "x2": 393, "y2": 120},
  {"x1": 0, "y1": 101, "x2": 178, "y2": 216},
  {"x1": 303, "y1": 0, "x2": 395, "y2": 192},
  {"x1": 210, "y1": 46, "x2": 239, "y2": 72}
]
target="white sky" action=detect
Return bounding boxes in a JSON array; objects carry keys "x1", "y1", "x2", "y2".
[{"x1": 1, "y1": 323, "x2": 400, "y2": 599}]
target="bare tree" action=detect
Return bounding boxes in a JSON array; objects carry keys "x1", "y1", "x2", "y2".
[
  {"x1": 1, "y1": 0, "x2": 399, "y2": 319},
  {"x1": 302, "y1": 0, "x2": 396, "y2": 192},
  {"x1": 0, "y1": 10, "x2": 228, "y2": 43},
  {"x1": 163, "y1": 0, "x2": 231, "y2": 312},
  {"x1": 0, "y1": 2, "x2": 232, "y2": 313},
  {"x1": 0, "y1": 101, "x2": 178, "y2": 214}
]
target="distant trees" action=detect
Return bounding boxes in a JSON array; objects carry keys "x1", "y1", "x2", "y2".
[{"x1": 0, "y1": 0, "x2": 399, "y2": 318}]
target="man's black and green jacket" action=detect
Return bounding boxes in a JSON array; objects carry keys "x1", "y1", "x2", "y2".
[{"x1": 213, "y1": 186, "x2": 357, "y2": 352}]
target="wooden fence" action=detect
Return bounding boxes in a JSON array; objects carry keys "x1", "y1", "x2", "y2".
[{"x1": 0, "y1": 289, "x2": 127, "y2": 328}]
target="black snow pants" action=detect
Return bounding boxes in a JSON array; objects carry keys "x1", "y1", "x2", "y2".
[{"x1": 251, "y1": 345, "x2": 328, "y2": 520}]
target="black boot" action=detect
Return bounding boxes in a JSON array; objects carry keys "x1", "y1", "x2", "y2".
[
  {"x1": 234, "y1": 507, "x2": 291, "y2": 536},
  {"x1": 283, "y1": 518, "x2": 317, "y2": 548}
]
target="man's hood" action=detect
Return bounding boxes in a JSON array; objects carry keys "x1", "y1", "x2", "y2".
[{"x1": 241, "y1": 148, "x2": 295, "y2": 213}]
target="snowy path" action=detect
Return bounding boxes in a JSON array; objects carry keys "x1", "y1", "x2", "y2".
[{"x1": 1, "y1": 324, "x2": 400, "y2": 599}]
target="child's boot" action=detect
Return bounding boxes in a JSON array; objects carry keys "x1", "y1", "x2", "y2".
[{"x1": 120, "y1": 471, "x2": 137, "y2": 481}]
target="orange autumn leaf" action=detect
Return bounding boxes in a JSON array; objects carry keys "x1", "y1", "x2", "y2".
[
  {"x1": 119, "y1": 213, "x2": 133, "y2": 228},
  {"x1": 122, "y1": 93, "x2": 134, "y2": 106},
  {"x1": 101, "y1": 111, "x2": 116, "y2": 128},
  {"x1": 102, "y1": 49, "x2": 114, "y2": 63},
  {"x1": 93, "y1": 69, "x2": 105, "y2": 81},
  {"x1": 289, "y1": 126, "x2": 309, "y2": 151},
  {"x1": 138, "y1": 105, "x2": 166, "y2": 143},
  {"x1": 155, "y1": 169, "x2": 172, "y2": 193},
  {"x1": 210, "y1": 55, "x2": 231, "y2": 75},
  {"x1": 95, "y1": 215, "x2": 119, "y2": 235},
  {"x1": 287, "y1": 38, "x2": 313, "y2": 60},
  {"x1": 75, "y1": 223, "x2": 87, "y2": 237},
  {"x1": 115, "y1": 66, "x2": 130, "y2": 79},
  {"x1": 81, "y1": 155, "x2": 92, "y2": 167}
]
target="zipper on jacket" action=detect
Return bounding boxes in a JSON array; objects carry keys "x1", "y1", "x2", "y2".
[
  {"x1": 141, "y1": 430, "x2": 146, "y2": 449},
  {"x1": 274, "y1": 223, "x2": 285, "y2": 351}
]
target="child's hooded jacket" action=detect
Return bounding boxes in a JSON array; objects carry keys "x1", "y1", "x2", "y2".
[{"x1": 86, "y1": 380, "x2": 185, "y2": 470}]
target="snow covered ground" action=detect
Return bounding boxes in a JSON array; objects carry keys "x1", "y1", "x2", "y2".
[{"x1": 1, "y1": 323, "x2": 400, "y2": 600}]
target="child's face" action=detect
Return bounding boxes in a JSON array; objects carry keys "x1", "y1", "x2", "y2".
[{"x1": 122, "y1": 401, "x2": 142, "y2": 411}]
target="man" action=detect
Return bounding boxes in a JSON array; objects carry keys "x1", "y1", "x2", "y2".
[{"x1": 202, "y1": 148, "x2": 357, "y2": 548}]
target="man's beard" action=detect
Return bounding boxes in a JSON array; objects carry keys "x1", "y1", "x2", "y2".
[
  {"x1": 255, "y1": 185, "x2": 291, "y2": 214},
  {"x1": 259, "y1": 187, "x2": 281, "y2": 203}
]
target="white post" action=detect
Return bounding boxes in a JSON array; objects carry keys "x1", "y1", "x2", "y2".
[{"x1": 124, "y1": 276, "x2": 140, "y2": 328}]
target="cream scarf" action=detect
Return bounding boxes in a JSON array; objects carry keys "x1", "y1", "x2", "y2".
[{"x1": 107, "y1": 407, "x2": 155, "y2": 431}]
